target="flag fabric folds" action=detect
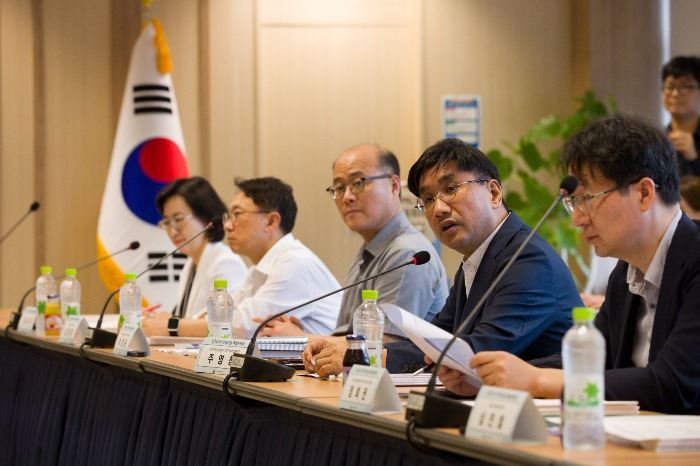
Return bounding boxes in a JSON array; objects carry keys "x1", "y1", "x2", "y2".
[{"x1": 97, "y1": 19, "x2": 189, "y2": 310}]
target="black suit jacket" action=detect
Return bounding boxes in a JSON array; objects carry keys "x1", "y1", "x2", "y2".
[
  {"x1": 597, "y1": 214, "x2": 700, "y2": 413},
  {"x1": 386, "y1": 212, "x2": 581, "y2": 372}
]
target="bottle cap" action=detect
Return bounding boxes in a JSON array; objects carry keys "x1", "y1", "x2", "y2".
[
  {"x1": 65, "y1": 268, "x2": 77, "y2": 277},
  {"x1": 572, "y1": 307, "x2": 596, "y2": 322},
  {"x1": 125, "y1": 273, "x2": 137, "y2": 281},
  {"x1": 361, "y1": 289, "x2": 378, "y2": 300},
  {"x1": 40, "y1": 266, "x2": 52, "y2": 275},
  {"x1": 345, "y1": 334, "x2": 366, "y2": 341},
  {"x1": 214, "y1": 279, "x2": 227, "y2": 289}
]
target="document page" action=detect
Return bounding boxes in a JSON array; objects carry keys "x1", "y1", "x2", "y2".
[{"x1": 383, "y1": 304, "x2": 481, "y2": 388}]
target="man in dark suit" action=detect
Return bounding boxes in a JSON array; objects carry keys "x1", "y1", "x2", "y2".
[
  {"x1": 302, "y1": 138, "x2": 582, "y2": 377},
  {"x1": 441, "y1": 114, "x2": 700, "y2": 414}
]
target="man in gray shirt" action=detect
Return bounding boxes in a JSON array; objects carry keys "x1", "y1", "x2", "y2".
[{"x1": 257, "y1": 144, "x2": 449, "y2": 341}]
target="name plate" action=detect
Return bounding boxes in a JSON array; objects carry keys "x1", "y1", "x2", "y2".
[
  {"x1": 339, "y1": 365, "x2": 401, "y2": 414},
  {"x1": 17, "y1": 307, "x2": 38, "y2": 334},
  {"x1": 113, "y1": 323, "x2": 150, "y2": 357},
  {"x1": 465, "y1": 386, "x2": 547, "y2": 444},
  {"x1": 195, "y1": 338, "x2": 254, "y2": 375},
  {"x1": 59, "y1": 316, "x2": 88, "y2": 345}
]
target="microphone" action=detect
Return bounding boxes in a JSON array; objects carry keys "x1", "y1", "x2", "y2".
[
  {"x1": 405, "y1": 176, "x2": 578, "y2": 429},
  {"x1": 229, "y1": 251, "x2": 431, "y2": 382},
  {"x1": 0, "y1": 201, "x2": 40, "y2": 245},
  {"x1": 88, "y1": 217, "x2": 219, "y2": 348},
  {"x1": 8, "y1": 240, "x2": 142, "y2": 331}
]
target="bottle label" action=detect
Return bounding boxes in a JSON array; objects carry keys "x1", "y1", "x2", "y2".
[
  {"x1": 44, "y1": 301, "x2": 62, "y2": 336},
  {"x1": 365, "y1": 340, "x2": 383, "y2": 368},
  {"x1": 61, "y1": 303, "x2": 80, "y2": 319},
  {"x1": 37, "y1": 300, "x2": 46, "y2": 315},
  {"x1": 564, "y1": 373, "x2": 604, "y2": 424},
  {"x1": 208, "y1": 322, "x2": 232, "y2": 339}
]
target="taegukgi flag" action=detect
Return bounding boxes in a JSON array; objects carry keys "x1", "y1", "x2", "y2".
[{"x1": 97, "y1": 18, "x2": 189, "y2": 309}]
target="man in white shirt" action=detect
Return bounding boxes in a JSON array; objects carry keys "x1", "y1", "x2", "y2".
[{"x1": 224, "y1": 177, "x2": 340, "y2": 337}]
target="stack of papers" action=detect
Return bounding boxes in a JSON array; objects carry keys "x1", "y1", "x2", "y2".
[
  {"x1": 534, "y1": 399, "x2": 639, "y2": 417},
  {"x1": 604, "y1": 415, "x2": 700, "y2": 451}
]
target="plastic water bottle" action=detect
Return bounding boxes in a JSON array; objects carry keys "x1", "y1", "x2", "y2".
[
  {"x1": 342, "y1": 335, "x2": 370, "y2": 384},
  {"x1": 60, "y1": 268, "x2": 81, "y2": 320},
  {"x1": 562, "y1": 307, "x2": 606, "y2": 450},
  {"x1": 35, "y1": 266, "x2": 56, "y2": 335},
  {"x1": 206, "y1": 280, "x2": 234, "y2": 338},
  {"x1": 119, "y1": 273, "x2": 142, "y2": 329},
  {"x1": 352, "y1": 289, "x2": 384, "y2": 368}
]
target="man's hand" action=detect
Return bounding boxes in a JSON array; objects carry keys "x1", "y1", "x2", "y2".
[
  {"x1": 253, "y1": 314, "x2": 305, "y2": 337},
  {"x1": 302, "y1": 339, "x2": 345, "y2": 378},
  {"x1": 669, "y1": 130, "x2": 698, "y2": 161},
  {"x1": 424, "y1": 356, "x2": 479, "y2": 397}
]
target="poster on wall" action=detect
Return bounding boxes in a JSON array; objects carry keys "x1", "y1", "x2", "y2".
[{"x1": 441, "y1": 95, "x2": 481, "y2": 148}]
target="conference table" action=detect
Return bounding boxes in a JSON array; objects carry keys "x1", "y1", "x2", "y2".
[{"x1": 1, "y1": 309, "x2": 698, "y2": 465}]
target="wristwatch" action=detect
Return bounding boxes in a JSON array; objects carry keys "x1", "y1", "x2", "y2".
[{"x1": 167, "y1": 317, "x2": 180, "y2": 337}]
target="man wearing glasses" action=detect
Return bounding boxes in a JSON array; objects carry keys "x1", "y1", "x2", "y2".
[
  {"x1": 223, "y1": 177, "x2": 341, "y2": 337},
  {"x1": 662, "y1": 55, "x2": 700, "y2": 176},
  {"x1": 302, "y1": 139, "x2": 580, "y2": 378},
  {"x1": 382, "y1": 137, "x2": 581, "y2": 373},
  {"x1": 438, "y1": 114, "x2": 700, "y2": 414},
  {"x1": 259, "y1": 144, "x2": 448, "y2": 348}
]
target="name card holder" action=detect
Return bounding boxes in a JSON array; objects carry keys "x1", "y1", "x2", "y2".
[
  {"x1": 17, "y1": 307, "x2": 38, "y2": 334},
  {"x1": 465, "y1": 386, "x2": 547, "y2": 444},
  {"x1": 113, "y1": 323, "x2": 150, "y2": 357},
  {"x1": 339, "y1": 365, "x2": 401, "y2": 414},
  {"x1": 59, "y1": 315, "x2": 88, "y2": 345},
  {"x1": 195, "y1": 338, "x2": 261, "y2": 375}
]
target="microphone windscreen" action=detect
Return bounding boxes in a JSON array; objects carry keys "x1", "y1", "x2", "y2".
[
  {"x1": 130, "y1": 241, "x2": 141, "y2": 250},
  {"x1": 560, "y1": 176, "x2": 579, "y2": 196},
  {"x1": 413, "y1": 251, "x2": 431, "y2": 265},
  {"x1": 30, "y1": 201, "x2": 40, "y2": 212},
  {"x1": 210, "y1": 215, "x2": 223, "y2": 229}
]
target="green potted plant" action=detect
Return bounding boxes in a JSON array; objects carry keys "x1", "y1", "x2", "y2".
[{"x1": 487, "y1": 91, "x2": 616, "y2": 286}]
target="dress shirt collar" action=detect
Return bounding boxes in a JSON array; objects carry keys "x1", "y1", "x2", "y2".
[
  {"x1": 462, "y1": 212, "x2": 510, "y2": 296},
  {"x1": 254, "y1": 233, "x2": 295, "y2": 276}
]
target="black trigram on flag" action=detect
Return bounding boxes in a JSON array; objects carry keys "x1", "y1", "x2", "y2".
[
  {"x1": 147, "y1": 251, "x2": 187, "y2": 283},
  {"x1": 133, "y1": 83, "x2": 172, "y2": 114}
]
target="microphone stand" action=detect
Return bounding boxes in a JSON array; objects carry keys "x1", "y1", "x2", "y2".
[
  {"x1": 7, "y1": 241, "x2": 140, "y2": 331},
  {"x1": 0, "y1": 201, "x2": 40, "y2": 245},
  {"x1": 228, "y1": 251, "x2": 431, "y2": 383},
  {"x1": 88, "y1": 221, "x2": 216, "y2": 348},
  {"x1": 405, "y1": 177, "x2": 578, "y2": 429}
]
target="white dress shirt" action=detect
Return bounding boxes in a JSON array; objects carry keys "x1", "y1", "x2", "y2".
[{"x1": 231, "y1": 233, "x2": 341, "y2": 337}]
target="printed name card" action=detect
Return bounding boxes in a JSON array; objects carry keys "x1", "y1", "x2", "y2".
[
  {"x1": 113, "y1": 323, "x2": 150, "y2": 357},
  {"x1": 59, "y1": 316, "x2": 89, "y2": 345},
  {"x1": 339, "y1": 365, "x2": 401, "y2": 414},
  {"x1": 195, "y1": 338, "x2": 257, "y2": 375},
  {"x1": 17, "y1": 307, "x2": 38, "y2": 334},
  {"x1": 465, "y1": 386, "x2": 547, "y2": 444}
]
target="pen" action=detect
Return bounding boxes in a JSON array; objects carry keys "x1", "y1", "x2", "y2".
[{"x1": 412, "y1": 363, "x2": 435, "y2": 376}]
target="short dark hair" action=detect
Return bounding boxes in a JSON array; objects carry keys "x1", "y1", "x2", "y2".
[
  {"x1": 407, "y1": 138, "x2": 502, "y2": 197},
  {"x1": 662, "y1": 55, "x2": 700, "y2": 84},
  {"x1": 560, "y1": 113, "x2": 680, "y2": 205},
  {"x1": 234, "y1": 177, "x2": 297, "y2": 234},
  {"x1": 155, "y1": 176, "x2": 227, "y2": 242},
  {"x1": 680, "y1": 176, "x2": 700, "y2": 211}
]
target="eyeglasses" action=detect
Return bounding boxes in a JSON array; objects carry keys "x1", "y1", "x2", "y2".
[
  {"x1": 158, "y1": 214, "x2": 193, "y2": 231},
  {"x1": 415, "y1": 178, "x2": 490, "y2": 213},
  {"x1": 662, "y1": 84, "x2": 699, "y2": 95},
  {"x1": 325, "y1": 174, "x2": 393, "y2": 200},
  {"x1": 563, "y1": 177, "x2": 654, "y2": 216},
  {"x1": 222, "y1": 210, "x2": 270, "y2": 225}
]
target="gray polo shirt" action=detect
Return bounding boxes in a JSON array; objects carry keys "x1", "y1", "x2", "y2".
[{"x1": 332, "y1": 211, "x2": 449, "y2": 336}]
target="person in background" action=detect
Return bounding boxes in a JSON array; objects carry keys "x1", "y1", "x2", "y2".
[
  {"x1": 225, "y1": 177, "x2": 340, "y2": 337},
  {"x1": 440, "y1": 114, "x2": 700, "y2": 414},
  {"x1": 257, "y1": 144, "x2": 449, "y2": 349},
  {"x1": 304, "y1": 138, "x2": 581, "y2": 376},
  {"x1": 680, "y1": 175, "x2": 700, "y2": 219},
  {"x1": 661, "y1": 55, "x2": 700, "y2": 176},
  {"x1": 143, "y1": 176, "x2": 247, "y2": 337}
]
